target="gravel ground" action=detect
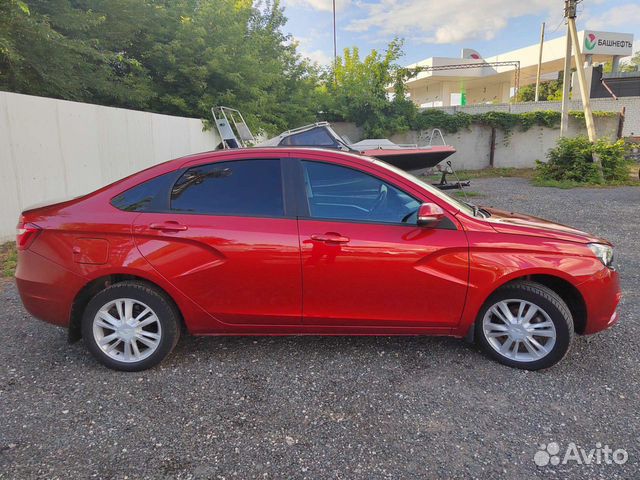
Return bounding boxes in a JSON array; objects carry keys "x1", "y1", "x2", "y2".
[{"x1": 1, "y1": 177, "x2": 639, "y2": 479}]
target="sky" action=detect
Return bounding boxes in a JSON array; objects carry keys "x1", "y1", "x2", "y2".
[{"x1": 281, "y1": 0, "x2": 640, "y2": 66}]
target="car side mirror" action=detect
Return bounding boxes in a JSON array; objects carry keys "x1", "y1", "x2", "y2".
[{"x1": 417, "y1": 203, "x2": 445, "y2": 228}]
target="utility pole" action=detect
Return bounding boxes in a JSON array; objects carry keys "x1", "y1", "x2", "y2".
[
  {"x1": 332, "y1": 0, "x2": 338, "y2": 84},
  {"x1": 566, "y1": 2, "x2": 596, "y2": 142},
  {"x1": 332, "y1": 0, "x2": 337, "y2": 67},
  {"x1": 560, "y1": 19, "x2": 572, "y2": 136},
  {"x1": 564, "y1": 0, "x2": 603, "y2": 178},
  {"x1": 534, "y1": 22, "x2": 545, "y2": 102}
]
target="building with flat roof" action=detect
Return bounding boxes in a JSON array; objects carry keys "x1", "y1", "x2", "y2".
[{"x1": 398, "y1": 30, "x2": 634, "y2": 107}]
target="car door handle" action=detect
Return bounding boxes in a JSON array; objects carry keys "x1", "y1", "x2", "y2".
[
  {"x1": 310, "y1": 233, "x2": 350, "y2": 244},
  {"x1": 149, "y1": 222, "x2": 188, "y2": 232}
]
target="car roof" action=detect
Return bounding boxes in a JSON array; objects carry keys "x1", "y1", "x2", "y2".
[
  {"x1": 173, "y1": 146, "x2": 374, "y2": 165},
  {"x1": 103, "y1": 147, "x2": 375, "y2": 196}
]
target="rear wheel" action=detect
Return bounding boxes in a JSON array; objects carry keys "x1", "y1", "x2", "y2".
[
  {"x1": 82, "y1": 282, "x2": 180, "y2": 371},
  {"x1": 475, "y1": 281, "x2": 573, "y2": 370}
]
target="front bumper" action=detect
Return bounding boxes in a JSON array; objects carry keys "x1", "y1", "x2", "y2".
[{"x1": 577, "y1": 266, "x2": 622, "y2": 335}]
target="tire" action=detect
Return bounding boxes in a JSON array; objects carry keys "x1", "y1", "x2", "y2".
[
  {"x1": 475, "y1": 280, "x2": 574, "y2": 370},
  {"x1": 82, "y1": 281, "x2": 181, "y2": 371}
]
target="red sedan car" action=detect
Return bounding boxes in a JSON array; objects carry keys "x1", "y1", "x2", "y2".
[{"x1": 15, "y1": 148, "x2": 621, "y2": 371}]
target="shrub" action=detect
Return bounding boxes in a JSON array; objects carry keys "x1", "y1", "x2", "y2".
[{"x1": 535, "y1": 136, "x2": 630, "y2": 185}]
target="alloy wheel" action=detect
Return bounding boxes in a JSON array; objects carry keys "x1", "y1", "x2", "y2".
[
  {"x1": 92, "y1": 298, "x2": 162, "y2": 363},
  {"x1": 482, "y1": 299, "x2": 557, "y2": 362}
]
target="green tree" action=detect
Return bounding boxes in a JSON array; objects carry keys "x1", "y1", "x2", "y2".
[
  {"x1": 144, "y1": 0, "x2": 320, "y2": 133},
  {"x1": 603, "y1": 50, "x2": 640, "y2": 73},
  {"x1": 0, "y1": 0, "x2": 154, "y2": 107},
  {"x1": 515, "y1": 79, "x2": 563, "y2": 102},
  {"x1": 320, "y1": 38, "x2": 416, "y2": 137},
  {"x1": 0, "y1": 0, "x2": 320, "y2": 134},
  {"x1": 626, "y1": 51, "x2": 640, "y2": 71}
]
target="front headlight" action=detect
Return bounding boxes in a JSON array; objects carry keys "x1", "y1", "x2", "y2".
[{"x1": 588, "y1": 243, "x2": 614, "y2": 268}]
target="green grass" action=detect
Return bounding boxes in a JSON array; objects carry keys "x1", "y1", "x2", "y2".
[
  {"x1": 456, "y1": 167, "x2": 536, "y2": 180},
  {"x1": 452, "y1": 190, "x2": 484, "y2": 198},
  {"x1": 532, "y1": 177, "x2": 640, "y2": 189},
  {"x1": 1, "y1": 242, "x2": 17, "y2": 278},
  {"x1": 421, "y1": 167, "x2": 535, "y2": 183},
  {"x1": 422, "y1": 165, "x2": 640, "y2": 189}
]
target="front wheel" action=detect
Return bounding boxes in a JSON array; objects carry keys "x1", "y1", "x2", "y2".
[
  {"x1": 82, "y1": 281, "x2": 181, "y2": 371},
  {"x1": 475, "y1": 281, "x2": 574, "y2": 370}
]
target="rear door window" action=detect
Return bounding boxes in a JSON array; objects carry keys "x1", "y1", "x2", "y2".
[{"x1": 170, "y1": 159, "x2": 284, "y2": 217}]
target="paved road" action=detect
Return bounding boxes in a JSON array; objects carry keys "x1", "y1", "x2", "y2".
[{"x1": 1, "y1": 178, "x2": 638, "y2": 479}]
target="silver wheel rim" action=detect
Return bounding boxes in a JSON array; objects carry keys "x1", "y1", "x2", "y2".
[
  {"x1": 482, "y1": 299, "x2": 556, "y2": 362},
  {"x1": 92, "y1": 298, "x2": 162, "y2": 363}
]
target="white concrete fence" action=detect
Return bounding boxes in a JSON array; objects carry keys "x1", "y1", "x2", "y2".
[
  {"x1": 0, "y1": 91, "x2": 221, "y2": 241},
  {"x1": 334, "y1": 112, "x2": 620, "y2": 172}
]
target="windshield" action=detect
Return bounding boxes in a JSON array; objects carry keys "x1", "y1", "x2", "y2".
[{"x1": 371, "y1": 159, "x2": 476, "y2": 216}]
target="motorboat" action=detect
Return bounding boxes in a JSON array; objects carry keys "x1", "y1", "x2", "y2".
[
  {"x1": 212, "y1": 107, "x2": 467, "y2": 189},
  {"x1": 257, "y1": 122, "x2": 456, "y2": 171}
]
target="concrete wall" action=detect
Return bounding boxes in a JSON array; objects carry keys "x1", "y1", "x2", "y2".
[
  {"x1": 0, "y1": 91, "x2": 220, "y2": 241},
  {"x1": 389, "y1": 114, "x2": 619, "y2": 171},
  {"x1": 333, "y1": 114, "x2": 619, "y2": 172},
  {"x1": 432, "y1": 96, "x2": 640, "y2": 137}
]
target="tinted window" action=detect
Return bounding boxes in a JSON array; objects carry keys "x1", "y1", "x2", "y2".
[
  {"x1": 170, "y1": 159, "x2": 284, "y2": 216},
  {"x1": 280, "y1": 127, "x2": 338, "y2": 147},
  {"x1": 302, "y1": 161, "x2": 420, "y2": 223},
  {"x1": 111, "y1": 172, "x2": 175, "y2": 212}
]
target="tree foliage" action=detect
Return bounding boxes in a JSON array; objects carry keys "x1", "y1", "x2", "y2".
[
  {"x1": 515, "y1": 79, "x2": 563, "y2": 102},
  {"x1": 535, "y1": 136, "x2": 631, "y2": 185},
  {"x1": 0, "y1": 0, "x2": 320, "y2": 134},
  {"x1": 603, "y1": 50, "x2": 640, "y2": 73},
  {"x1": 3, "y1": 3, "x2": 629, "y2": 140},
  {"x1": 318, "y1": 39, "x2": 416, "y2": 137}
]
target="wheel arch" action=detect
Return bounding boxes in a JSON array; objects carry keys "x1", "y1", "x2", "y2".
[
  {"x1": 463, "y1": 271, "x2": 588, "y2": 341},
  {"x1": 68, "y1": 274, "x2": 186, "y2": 343},
  {"x1": 526, "y1": 274, "x2": 587, "y2": 334}
]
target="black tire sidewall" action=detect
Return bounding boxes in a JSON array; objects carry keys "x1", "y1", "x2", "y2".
[
  {"x1": 475, "y1": 283, "x2": 572, "y2": 370},
  {"x1": 81, "y1": 282, "x2": 180, "y2": 372}
]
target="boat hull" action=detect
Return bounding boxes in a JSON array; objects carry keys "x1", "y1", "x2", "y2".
[{"x1": 361, "y1": 146, "x2": 456, "y2": 170}]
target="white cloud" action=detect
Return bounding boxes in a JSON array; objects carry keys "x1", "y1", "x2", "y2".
[
  {"x1": 345, "y1": 0, "x2": 559, "y2": 44},
  {"x1": 292, "y1": 35, "x2": 333, "y2": 65},
  {"x1": 284, "y1": 0, "x2": 349, "y2": 13},
  {"x1": 585, "y1": 3, "x2": 640, "y2": 31},
  {"x1": 302, "y1": 48, "x2": 333, "y2": 64}
]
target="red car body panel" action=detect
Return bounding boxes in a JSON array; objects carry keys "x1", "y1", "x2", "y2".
[
  {"x1": 133, "y1": 214, "x2": 302, "y2": 328},
  {"x1": 15, "y1": 147, "x2": 621, "y2": 340},
  {"x1": 298, "y1": 218, "x2": 469, "y2": 328}
]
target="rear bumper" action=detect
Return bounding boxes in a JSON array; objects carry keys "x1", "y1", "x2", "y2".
[
  {"x1": 15, "y1": 250, "x2": 85, "y2": 328},
  {"x1": 578, "y1": 267, "x2": 622, "y2": 335}
]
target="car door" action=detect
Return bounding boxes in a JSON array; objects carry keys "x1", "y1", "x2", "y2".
[
  {"x1": 132, "y1": 156, "x2": 302, "y2": 326},
  {"x1": 294, "y1": 156, "x2": 469, "y2": 329}
]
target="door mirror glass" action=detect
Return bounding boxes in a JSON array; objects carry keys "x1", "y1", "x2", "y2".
[{"x1": 417, "y1": 203, "x2": 445, "y2": 227}]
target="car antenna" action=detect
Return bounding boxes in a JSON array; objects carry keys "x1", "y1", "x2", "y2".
[{"x1": 446, "y1": 161, "x2": 470, "y2": 204}]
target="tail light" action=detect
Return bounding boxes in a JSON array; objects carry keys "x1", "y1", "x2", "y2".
[{"x1": 16, "y1": 219, "x2": 41, "y2": 250}]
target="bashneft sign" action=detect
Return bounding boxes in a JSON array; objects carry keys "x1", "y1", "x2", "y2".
[{"x1": 583, "y1": 31, "x2": 634, "y2": 56}]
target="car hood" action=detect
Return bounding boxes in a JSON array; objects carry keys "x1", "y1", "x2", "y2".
[{"x1": 482, "y1": 207, "x2": 609, "y2": 245}]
